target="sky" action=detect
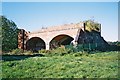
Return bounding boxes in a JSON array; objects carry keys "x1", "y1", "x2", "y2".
[
  {"x1": 1, "y1": 0, "x2": 120, "y2": 2},
  {"x1": 1, "y1": 2, "x2": 119, "y2": 42}
]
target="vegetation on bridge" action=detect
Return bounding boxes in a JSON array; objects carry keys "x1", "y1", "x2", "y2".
[{"x1": 84, "y1": 20, "x2": 101, "y2": 32}]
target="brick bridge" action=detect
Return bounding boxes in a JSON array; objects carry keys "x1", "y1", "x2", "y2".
[{"x1": 18, "y1": 22, "x2": 102, "y2": 51}]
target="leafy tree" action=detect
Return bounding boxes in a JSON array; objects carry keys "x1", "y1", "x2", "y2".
[
  {"x1": 1, "y1": 16, "x2": 19, "y2": 52},
  {"x1": 0, "y1": 18, "x2": 2, "y2": 54},
  {"x1": 84, "y1": 20, "x2": 101, "y2": 32}
]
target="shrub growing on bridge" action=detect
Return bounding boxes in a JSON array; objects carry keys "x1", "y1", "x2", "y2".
[{"x1": 84, "y1": 20, "x2": 100, "y2": 32}]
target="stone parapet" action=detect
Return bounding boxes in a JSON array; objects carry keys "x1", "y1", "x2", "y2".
[{"x1": 29, "y1": 22, "x2": 84, "y2": 34}]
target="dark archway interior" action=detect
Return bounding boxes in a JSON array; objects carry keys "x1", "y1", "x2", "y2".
[
  {"x1": 50, "y1": 35, "x2": 74, "y2": 49},
  {"x1": 26, "y1": 37, "x2": 45, "y2": 51}
]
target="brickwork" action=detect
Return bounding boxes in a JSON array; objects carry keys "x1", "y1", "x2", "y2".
[
  {"x1": 18, "y1": 22, "x2": 104, "y2": 50},
  {"x1": 28, "y1": 22, "x2": 84, "y2": 50}
]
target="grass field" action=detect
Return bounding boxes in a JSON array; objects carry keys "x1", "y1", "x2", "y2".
[{"x1": 1, "y1": 51, "x2": 119, "y2": 78}]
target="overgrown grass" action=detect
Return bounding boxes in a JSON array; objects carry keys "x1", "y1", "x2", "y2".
[{"x1": 1, "y1": 51, "x2": 119, "y2": 78}]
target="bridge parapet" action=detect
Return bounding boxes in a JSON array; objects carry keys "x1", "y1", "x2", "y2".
[{"x1": 29, "y1": 22, "x2": 84, "y2": 34}]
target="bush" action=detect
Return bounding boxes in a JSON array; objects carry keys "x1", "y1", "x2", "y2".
[
  {"x1": 52, "y1": 47, "x2": 72, "y2": 55},
  {"x1": 11, "y1": 49, "x2": 33, "y2": 55},
  {"x1": 40, "y1": 47, "x2": 73, "y2": 57},
  {"x1": 42, "y1": 45, "x2": 93, "y2": 57},
  {"x1": 65, "y1": 45, "x2": 78, "y2": 52},
  {"x1": 23, "y1": 50, "x2": 33, "y2": 55},
  {"x1": 52, "y1": 47, "x2": 67, "y2": 54},
  {"x1": 11, "y1": 48, "x2": 23, "y2": 55},
  {"x1": 39, "y1": 49, "x2": 50, "y2": 53}
]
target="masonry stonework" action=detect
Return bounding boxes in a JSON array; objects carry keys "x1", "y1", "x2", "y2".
[{"x1": 18, "y1": 22, "x2": 106, "y2": 51}]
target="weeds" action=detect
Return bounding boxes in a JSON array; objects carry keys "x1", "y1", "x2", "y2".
[{"x1": 2, "y1": 51, "x2": 118, "y2": 78}]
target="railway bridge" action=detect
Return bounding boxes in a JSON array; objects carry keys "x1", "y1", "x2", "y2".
[{"x1": 18, "y1": 22, "x2": 102, "y2": 51}]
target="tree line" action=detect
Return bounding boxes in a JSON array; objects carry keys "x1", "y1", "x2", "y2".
[{"x1": 1, "y1": 16, "x2": 18, "y2": 52}]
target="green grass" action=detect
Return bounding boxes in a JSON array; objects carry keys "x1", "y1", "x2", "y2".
[{"x1": 1, "y1": 51, "x2": 119, "y2": 78}]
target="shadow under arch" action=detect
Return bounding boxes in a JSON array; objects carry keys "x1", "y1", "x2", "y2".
[
  {"x1": 26, "y1": 37, "x2": 45, "y2": 52},
  {"x1": 50, "y1": 34, "x2": 74, "y2": 49}
]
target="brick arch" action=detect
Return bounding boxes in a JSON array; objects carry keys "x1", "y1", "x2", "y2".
[
  {"x1": 47, "y1": 31, "x2": 76, "y2": 43},
  {"x1": 28, "y1": 34, "x2": 45, "y2": 42},
  {"x1": 26, "y1": 37, "x2": 46, "y2": 51},
  {"x1": 49, "y1": 34, "x2": 74, "y2": 42},
  {"x1": 27, "y1": 25, "x2": 81, "y2": 50},
  {"x1": 49, "y1": 34, "x2": 74, "y2": 49}
]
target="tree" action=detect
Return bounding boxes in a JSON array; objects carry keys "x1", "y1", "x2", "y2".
[
  {"x1": 0, "y1": 18, "x2": 2, "y2": 54},
  {"x1": 1, "y1": 16, "x2": 19, "y2": 52},
  {"x1": 84, "y1": 20, "x2": 101, "y2": 32}
]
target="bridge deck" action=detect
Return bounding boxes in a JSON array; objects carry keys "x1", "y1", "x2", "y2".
[{"x1": 29, "y1": 22, "x2": 84, "y2": 34}]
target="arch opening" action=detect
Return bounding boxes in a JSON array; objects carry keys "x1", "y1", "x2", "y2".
[
  {"x1": 26, "y1": 37, "x2": 45, "y2": 51},
  {"x1": 50, "y1": 34, "x2": 74, "y2": 49}
]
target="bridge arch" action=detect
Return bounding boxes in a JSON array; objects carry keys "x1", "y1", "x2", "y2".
[
  {"x1": 26, "y1": 37, "x2": 45, "y2": 51},
  {"x1": 49, "y1": 34, "x2": 74, "y2": 49}
]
